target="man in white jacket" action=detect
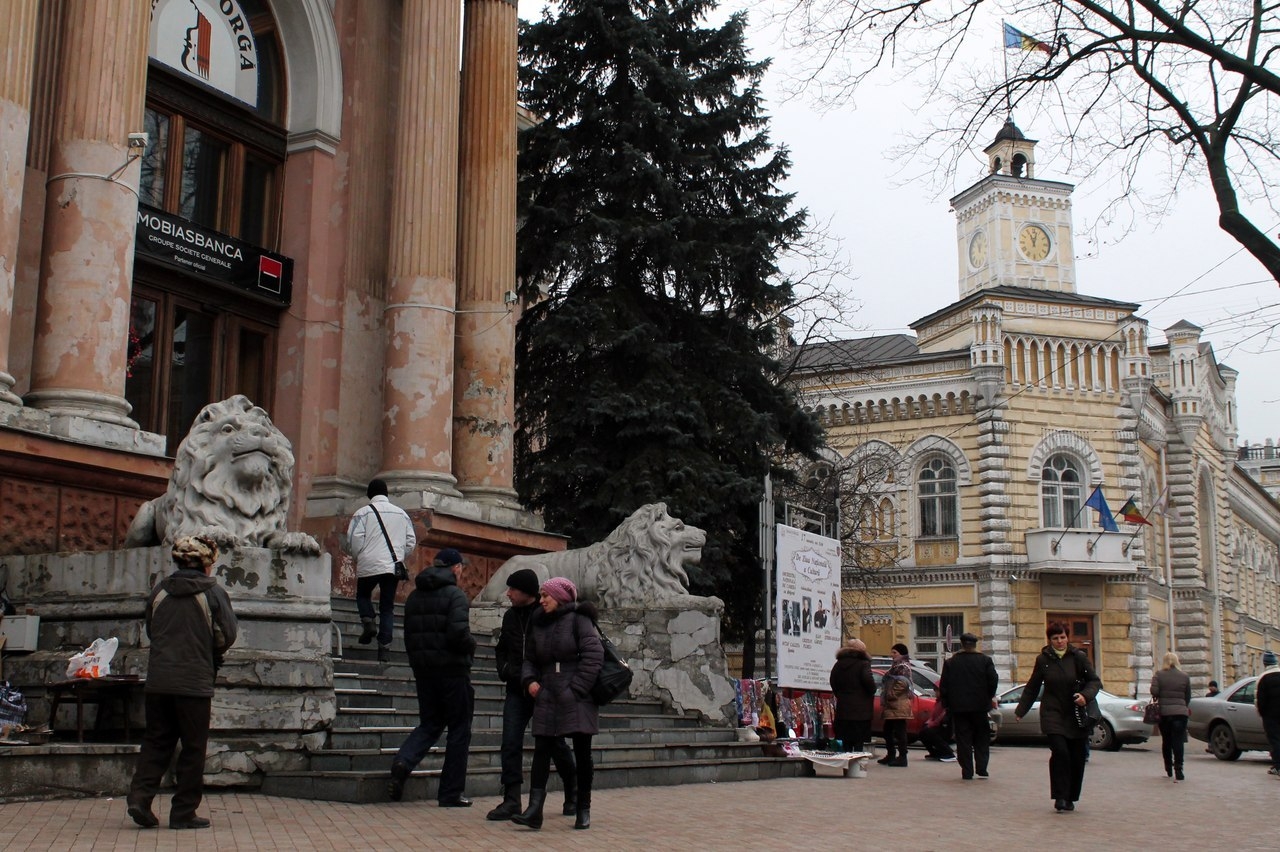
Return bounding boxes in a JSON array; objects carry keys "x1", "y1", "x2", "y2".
[{"x1": 346, "y1": 479, "x2": 416, "y2": 661}]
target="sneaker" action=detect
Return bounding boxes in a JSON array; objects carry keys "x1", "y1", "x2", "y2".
[
  {"x1": 940, "y1": 756, "x2": 958, "y2": 763},
  {"x1": 1268, "y1": 766, "x2": 1280, "y2": 776}
]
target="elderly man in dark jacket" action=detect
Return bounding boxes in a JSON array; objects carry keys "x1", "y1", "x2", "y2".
[
  {"x1": 939, "y1": 632, "x2": 999, "y2": 780},
  {"x1": 127, "y1": 535, "x2": 238, "y2": 831},
  {"x1": 387, "y1": 548, "x2": 476, "y2": 806},
  {"x1": 486, "y1": 567, "x2": 576, "y2": 821}
]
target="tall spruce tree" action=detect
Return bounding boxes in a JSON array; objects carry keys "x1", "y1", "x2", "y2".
[{"x1": 515, "y1": 0, "x2": 821, "y2": 650}]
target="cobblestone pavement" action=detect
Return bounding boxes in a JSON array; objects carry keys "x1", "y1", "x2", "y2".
[{"x1": 1, "y1": 742, "x2": 1274, "y2": 851}]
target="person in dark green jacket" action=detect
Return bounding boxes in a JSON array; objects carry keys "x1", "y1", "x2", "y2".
[
  {"x1": 127, "y1": 535, "x2": 238, "y2": 831},
  {"x1": 1015, "y1": 621, "x2": 1101, "y2": 813}
]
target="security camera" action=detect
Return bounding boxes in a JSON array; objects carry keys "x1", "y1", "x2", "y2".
[
  {"x1": 127, "y1": 133, "x2": 149, "y2": 149},
  {"x1": 503, "y1": 290, "x2": 518, "y2": 305}
]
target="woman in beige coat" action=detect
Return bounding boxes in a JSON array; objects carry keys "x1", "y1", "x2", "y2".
[
  {"x1": 878, "y1": 643, "x2": 915, "y2": 766},
  {"x1": 1150, "y1": 651, "x2": 1192, "y2": 781}
]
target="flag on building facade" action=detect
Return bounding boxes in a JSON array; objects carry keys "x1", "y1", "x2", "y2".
[
  {"x1": 1003, "y1": 22, "x2": 1052, "y2": 55},
  {"x1": 1084, "y1": 485, "x2": 1119, "y2": 532},
  {"x1": 1117, "y1": 497, "x2": 1153, "y2": 526},
  {"x1": 1149, "y1": 486, "x2": 1183, "y2": 524}
]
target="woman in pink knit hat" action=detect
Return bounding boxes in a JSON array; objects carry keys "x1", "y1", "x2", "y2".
[{"x1": 511, "y1": 577, "x2": 603, "y2": 831}]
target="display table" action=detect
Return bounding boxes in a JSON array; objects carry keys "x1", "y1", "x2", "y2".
[
  {"x1": 800, "y1": 750, "x2": 874, "y2": 778},
  {"x1": 46, "y1": 675, "x2": 143, "y2": 742}
]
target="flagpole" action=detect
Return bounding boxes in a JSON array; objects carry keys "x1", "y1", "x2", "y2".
[
  {"x1": 1003, "y1": 20, "x2": 1011, "y2": 117},
  {"x1": 1051, "y1": 492, "x2": 1090, "y2": 554}
]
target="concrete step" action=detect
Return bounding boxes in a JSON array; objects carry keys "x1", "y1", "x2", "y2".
[
  {"x1": 260, "y1": 754, "x2": 806, "y2": 803},
  {"x1": 327, "y1": 725, "x2": 737, "y2": 751}
]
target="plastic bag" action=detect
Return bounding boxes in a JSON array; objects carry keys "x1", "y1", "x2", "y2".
[{"x1": 65, "y1": 637, "x2": 119, "y2": 679}]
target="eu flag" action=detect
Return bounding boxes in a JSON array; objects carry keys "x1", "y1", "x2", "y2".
[{"x1": 1084, "y1": 485, "x2": 1119, "y2": 532}]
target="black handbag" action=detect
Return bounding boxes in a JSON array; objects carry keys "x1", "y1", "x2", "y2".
[
  {"x1": 1143, "y1": 700, "x2": 1161, "y2": 725},
  {"x1": 589, "y1": 627, "x2": 633, "y2": 706},
  {"x1": 1072, "y1": 675, "x2": 1102, "y2": 731},
  {"x1": 369, "y1": 505, "x2": 408, "y2": 582}
]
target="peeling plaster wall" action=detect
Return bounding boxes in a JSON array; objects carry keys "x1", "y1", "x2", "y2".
[{"x1": 0, "y1": 546, "x2": 336, "y2": 787}]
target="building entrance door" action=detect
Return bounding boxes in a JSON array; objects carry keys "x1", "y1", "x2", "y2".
[{"x1": 1047, "y1": 613, "x2": 1095, "y2": 667}]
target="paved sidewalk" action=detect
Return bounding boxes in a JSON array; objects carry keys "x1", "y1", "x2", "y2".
[{"x1": 1, "y1": 743, "x2": 1274, "y2": 851}]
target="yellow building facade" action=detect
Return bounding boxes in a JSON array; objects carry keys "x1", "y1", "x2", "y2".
[{"x1": 793, "y1": 121, "x2": 1280, "y2": 697}]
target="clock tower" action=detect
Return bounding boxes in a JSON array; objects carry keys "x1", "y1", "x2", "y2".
[{"x1": 951, "y1": 118, "x2": 1077, "y2": 298}]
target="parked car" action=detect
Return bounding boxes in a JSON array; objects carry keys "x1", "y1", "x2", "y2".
[
  {"x1": 868, "y1": 666, "x2": 1000, "y2": 743},
  {"x1": 1188, "y1": 676, "x2": 1269, "y2": 760},
  {"x1": 991, "y1": 685, "x2": 1151, "y2": 750}
]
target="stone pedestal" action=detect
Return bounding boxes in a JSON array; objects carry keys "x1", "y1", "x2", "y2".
[
  {"x1": 1, "y1": 546, "x2": 336, "y2": 786},
  {"x1": 472, "y1": 596, "x2": 737, "y2": 724}
]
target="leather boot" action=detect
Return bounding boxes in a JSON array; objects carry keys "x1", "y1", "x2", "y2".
[
  {"x1": 561, "y1": 775, "x2": 578, "y2": 816},
  {"x1": 486, "y1": 783, "x2": 522, "y2": 821},
  {"x1": 574, "y1": 790, "x2": 591, "y2": 830},
  {"x1": 359, "y1": 617, "x2": 376, "y2": 644},
  {"x1": 511, "y1": 789, "x2": 546, "y2": 830},
  {"x1": 377, "y1": 643, "x2": 391, "y2": 663}
]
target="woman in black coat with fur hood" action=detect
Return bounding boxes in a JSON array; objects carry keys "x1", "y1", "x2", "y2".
[
  {"x1": 829, "y1": 638, "x2": 877, "y2": 752},
  {"x1": 512, "y1": 577, "x2": 603, "y2": 831}
]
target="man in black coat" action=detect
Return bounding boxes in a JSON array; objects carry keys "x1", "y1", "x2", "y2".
[
  {"x1": 940, "y1": 632, "x2": 999, "y2": 780},
  {"x1": 486, "y1": 567, "x2": 576, "y2": 821},
  {"x1": 1258, "y1": 650, "x2": 1280, "y2": 776},
  {"x1": 387, "y1": 548, "x2": 476, "y2": 806}
]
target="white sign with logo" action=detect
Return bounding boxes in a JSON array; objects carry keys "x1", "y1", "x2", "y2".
[
  {"x1": 150, "y1": 0, "x2": 260, "y2": 106},
  {"x1": 775, "y1": 523, "x2": 842, "y2": 691}
]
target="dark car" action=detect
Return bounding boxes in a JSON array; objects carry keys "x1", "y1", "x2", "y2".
[{"x1": 1188, "y1": 676, "x2": 1269, "y2": 760}]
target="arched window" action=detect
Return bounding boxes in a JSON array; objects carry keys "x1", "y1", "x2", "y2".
[
  {"x1": 918, "y1": 456, "x2": 957, "y2": 538},
  {"x1": 1041, "y1": 454, "x2": 1083, "y2": 528}
]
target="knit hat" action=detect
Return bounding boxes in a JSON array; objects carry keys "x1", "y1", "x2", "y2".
[
  {"x1": 891, "y1": 643, "x2": 910, "y2": 656},
  {"x1": 434, "y1": 547, "x2": 465, "y2": 568},
  {"x1": 506, "y1": 568, "x2": 540, "y2": 598},
  {"x1": 960, "y1": 632, "x2": 979, "y2": 647},
  {"x1": 541, "y1": 577, "x2": 577, "y2": 604},
  {"x1": 1264, "y1": 650, "x2": 1278, "y2": 668},
  {"x1": 843, "y1": 638, "x2": 867, "y2": 653}
]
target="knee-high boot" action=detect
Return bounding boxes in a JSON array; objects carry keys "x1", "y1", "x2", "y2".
[
  {"x1": 511, "y1": 789, "x2": 546, "y2": 830},
  {"x1": 574, "y1": 788, "x2": 591, "y2": 830},
  {"x1": 561, "y1": 773, "x2": 578, "y2": 816}
]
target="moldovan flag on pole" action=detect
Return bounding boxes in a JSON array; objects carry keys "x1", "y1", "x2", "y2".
[
  {"x1": 1117, "y1": 497, "x2": 1153, "y2": 526},
  {"x1": 1003, "y1": 22, "x2": 1052, "y2": 55},
  {"x1": 1084, "y1": 485, "x2": 1119, "y2": 532}
]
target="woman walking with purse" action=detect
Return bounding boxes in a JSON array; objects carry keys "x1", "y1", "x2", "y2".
[
  {"x1": 512, "y1": 577, "x2": 603, "y2": 831},
  {"x1": 1150, "y1": 651, "x2": 1192, "y2": 781},
  {"x1": 1014, "y1": 622, "x2": 1102, "y2": 812}
]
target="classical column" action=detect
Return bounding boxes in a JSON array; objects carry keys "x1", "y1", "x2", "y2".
[
  {"x1": 0, "y1": 0, "x2": 41, "y2": 406},
  {"x1": 381, "y1": 0, "x2": 464, "y2": 497},
  {"x1": 25, "y1": 0, "x2": 150, "y2": 431},
  {"x1": 453, "y1": 0, "x2": 519, "y2": 506}
]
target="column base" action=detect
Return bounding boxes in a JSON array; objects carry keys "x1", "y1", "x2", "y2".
[
  {"x1": 0, "y1": 371, "x2": 20, "y2": 406},
  {"x1": 379, "y1": 470, "x2": 464, "y2": 503},
  {"x1": 23, "y1": 388, "x2": 137, "y2": 426},
  {"x1": 457, "y1": 485, "x2": 522, "y2": 510}
]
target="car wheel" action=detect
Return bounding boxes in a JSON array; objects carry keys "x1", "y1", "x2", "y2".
[
  {"x1": 1090, "y1": 720, "x2": 1117, "y2": 751},
  {"x1": 1208, "y1": 722, "x2": 1242, "y2": 761}
]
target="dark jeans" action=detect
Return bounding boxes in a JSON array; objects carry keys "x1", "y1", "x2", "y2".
[
  {"x1": 500, "y1": 686, "x2": 575, "y2": 789},
  {"x1": 833, "y1": 719, "x2": 872, "y2": 753},
  {"x1": 1046, "y1": 733, "x2": 1088, "y2": 802},
  {"x1": 1159, "y1": 714, "x2": 1188, "y2": 771},
  {"x1": 918, "y1": 723, "x2": 955, "y2": 759},
  {"x1": 356, "y1": 572, "x2": 399, "y2": 646},
  {"x1": 882, "y1": 719, "x2": 908, "y2": 759},
  {"x1": 128, "y1": 693, "x2": 212, "y2": 822},
  {"x1": 953, "y1": 709, "x2": 991, "y2": 777},
  {"x1": 1263, "y1": 716, "x2": 1280, "y2": 769},
  {"x1": 395, "y1": 673, "x2": 474, "y2": 802},
  {"x1": 532, "y1": 734, "x2": 593, "y2": 805}
]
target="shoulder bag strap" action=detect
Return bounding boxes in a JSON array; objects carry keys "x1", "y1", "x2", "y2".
[{"x1": 368, "y1": 505, "x2": 400, "y2": 562}]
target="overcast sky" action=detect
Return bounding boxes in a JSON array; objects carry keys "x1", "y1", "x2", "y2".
[{"x1": 516, "y1": 1, "x2": 1278, "y2": 445}]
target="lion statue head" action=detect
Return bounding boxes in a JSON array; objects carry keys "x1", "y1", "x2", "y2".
[
  {"x1": 124, "y1": 395, "x2": 320, "y2": 554},
  {"x1": 476, "y1": 503, "x2": 708, "y2": 608}
]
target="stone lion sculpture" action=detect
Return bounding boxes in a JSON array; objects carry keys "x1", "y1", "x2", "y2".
[
  {"x1": 124, "y1": 395, "x2": 320, "y2": 554},
  {"x1": 476, "y1": 503, "x2": 707, "y2": 607}
]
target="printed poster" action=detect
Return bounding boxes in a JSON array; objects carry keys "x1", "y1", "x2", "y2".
[{"x1": 775, "y1": 523, "x2": 842, "y2": 691}]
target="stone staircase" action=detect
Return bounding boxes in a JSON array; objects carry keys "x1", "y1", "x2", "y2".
[{"x1": 260, "y1": 600, "x2": 802, "y2": 802}]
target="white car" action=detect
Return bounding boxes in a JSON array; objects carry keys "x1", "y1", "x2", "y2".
[
  {"x1": 1188, "y1": 677, "x2": 1270, "y2": 760},
  {"x1": 992, "y1": 685, "x2": 1152, "y2": 750}
]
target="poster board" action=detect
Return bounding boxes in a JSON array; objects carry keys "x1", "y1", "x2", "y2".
[{"x1": 775, "y1": 524, "x2": 842, "y2": 690}]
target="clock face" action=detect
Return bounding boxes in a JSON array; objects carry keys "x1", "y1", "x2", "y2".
[
  {"x1": 1018, "y1": 224, "x2": 1051, "y2": 261},
  {"x1": 968, "y1": 231, "x2": 988, "y2": 268}
]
